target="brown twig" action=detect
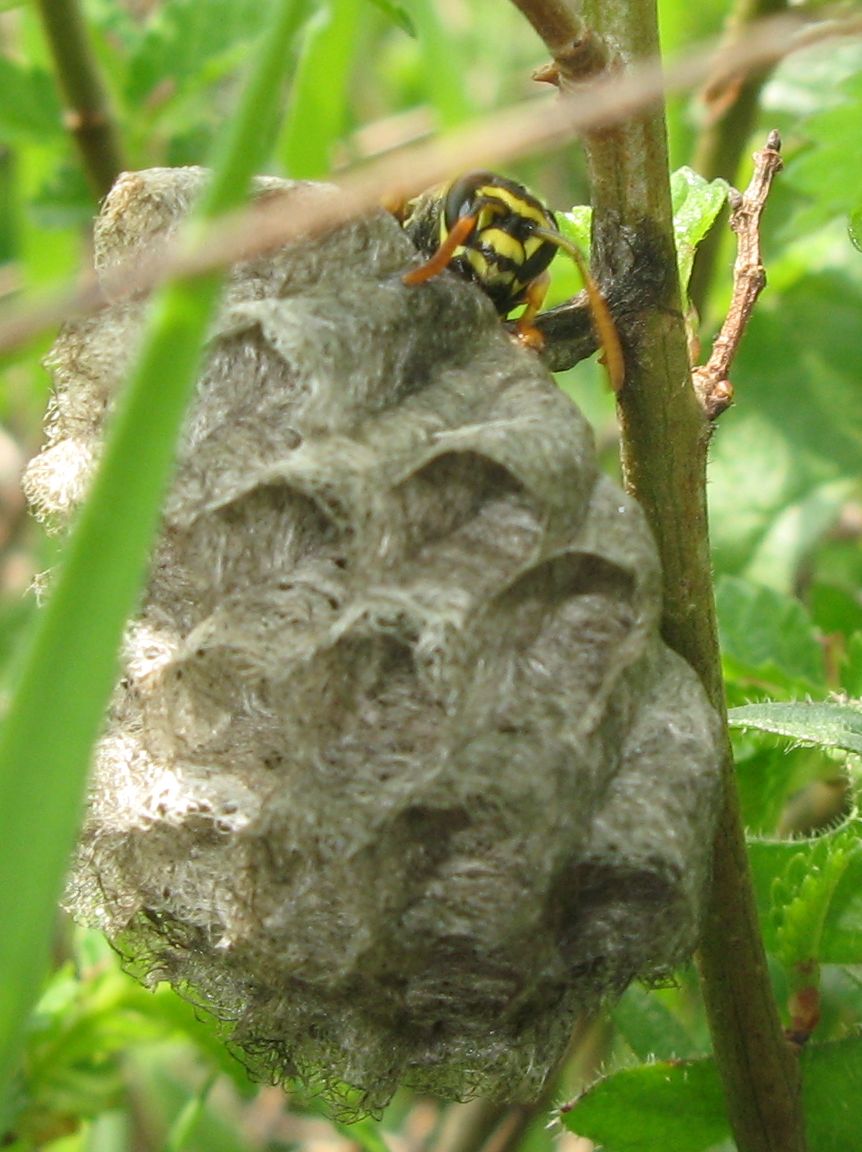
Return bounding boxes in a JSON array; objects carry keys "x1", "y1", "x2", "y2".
[
  {"x1": 692, "y1": 130, "x2": 783, "y2": 419},
  {"x1": 34, "y1": 0, "x2": 126, "y2": 200}
]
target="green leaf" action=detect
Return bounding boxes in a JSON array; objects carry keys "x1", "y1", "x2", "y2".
[
  {"x1": 810, "y1": 581, "x2": 862, "y2": 641},
  {"x1": 707, "y1": 258, "x2": 862, "y2": 584},
  {"x1": 842, "y1": 634, "x2": 862, "y2": 697},
  {"x1": 729, "y1": 699, "x2": 862, "y2": 755},
  {"x1": 733, "y1": 737, "x2": 840, "y2": 837},
  {"x1": 611, "y1": 982, "x2": 703, "y2": 1061},
  {"x1": 670, "y1": 166, "x2": 729, "y2": 297},
  {"x1": 364, "y1": 0, "x2": 415, "y2": 37},
  {"x1": 10, "y1": 951, "x2": 187, "y2": 1142},
  {"x1": 555, "y1": 170, "x2": 728, "y2": 303},
  {"x1": 717, "y1": 575, "x2": 826, "y2": 695},
  {"x1": 124, "y1": 0, "x2": 269, "y2": 106},
  {"x1": 411, "y1": 0, "x2": 474, "y2": 127},
  {"x1": 561, "y1": 1040, "x2": 862, "y2": 1152},
  {"x1": 561, "y1": 1057, "x2": 729, "y2": 1152},
  {"x1": 748, "y1": 820, "x2": 862, "y2": 964},
  {"x1": 556, "y1": 206, "x2": 591, "y2": 257},
  {"x1": 738, "y1": 479, "x2": 855, "y2": 596},
  {"x1": 279, "y1": 0, "x2": 360, "y2": 178},
  {"x1": 550, "y1": 207, "x2": 591, "y2": 305},
  {"x1": 772, "y1": 824, "x2": 860, "y2": 971},
  {"x1": 785, "y1": 71, "x2": 862, "y2": 234},
  {"x1": 0, "y1": 58, "x2": 63, "y2": 143},
  {"x1": 850, "y1": 205, "x2": 862, "y2": 253},
  {"x1": 802, "y1": 1036, "x2": 862, "y2": 1150},
  {"x1": 163, "y1": 1073, "x2": 218, "y2": 1152}
]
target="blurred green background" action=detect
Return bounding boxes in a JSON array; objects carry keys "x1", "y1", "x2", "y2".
[{"x1": 1, "y1": 1, "x2": 862, "y2": 1149}]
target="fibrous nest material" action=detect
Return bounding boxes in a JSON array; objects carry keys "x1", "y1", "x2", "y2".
[{"x1": 24, "y1": 168, "x2": 722, "y2": 1115}]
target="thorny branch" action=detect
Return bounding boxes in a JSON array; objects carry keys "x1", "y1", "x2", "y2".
[{"x1": 693, "y1": 130, "x2": 784, "y2": 419}]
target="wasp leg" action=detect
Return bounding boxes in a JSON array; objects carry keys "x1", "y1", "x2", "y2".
[
  {"x1": 402, "y1": 214, "x2": 477, "y2": 286},
  {"x1": 513, "y1": 269, "x2": 551, "y2": 350}
]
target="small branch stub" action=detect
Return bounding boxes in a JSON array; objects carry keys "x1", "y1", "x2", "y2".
[
  {"x1": 532, "y1": 29, "x2": 610, "y2": 90},
  {"x1": 693, "y1": 130, "x2": 783, "y2": 419},
  {"x1": 511, "y1": 0, "x2": 610, "y2": 89}
]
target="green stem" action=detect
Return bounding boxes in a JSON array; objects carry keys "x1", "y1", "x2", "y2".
[
  {"x1": 34, "y1": 0, "x2": 126, "y2": 200},
  {"x1": 0, "y1": 0, "x2": 306, "y2": 1128},
  {"x1": 573, "y1": 0, "x2": 807, "y2": 1149},
  {"x1": 688, "y1": 0, "x2": 789, "y2": 317}
]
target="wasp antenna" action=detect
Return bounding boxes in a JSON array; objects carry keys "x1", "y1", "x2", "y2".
[{"x1": 402, "y1": 213, "x2": 477, "y2": 287}]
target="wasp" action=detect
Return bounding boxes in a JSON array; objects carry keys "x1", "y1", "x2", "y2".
[
  {"x1": 393, "y1": 170, "x2": 624, "y2": 387},
  {"x1": 394, "y1": 171, "x2": 560, "y2": 348}
]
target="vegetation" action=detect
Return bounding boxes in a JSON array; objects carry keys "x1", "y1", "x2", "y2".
[{"x1": 1, "y1": 0, "x2": 861, "y2": 1150}]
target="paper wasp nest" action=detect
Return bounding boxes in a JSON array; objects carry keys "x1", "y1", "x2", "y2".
[{"x1": 25, "y1": 169, "x2": 721, "y2": 1115}]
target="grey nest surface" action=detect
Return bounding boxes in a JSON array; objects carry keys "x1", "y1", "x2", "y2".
[{"x1": 24, "y1": 168, "x2": 722, "y2": 1114}]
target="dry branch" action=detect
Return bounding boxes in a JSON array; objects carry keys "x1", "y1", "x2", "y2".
[{"x1": 693, "y1": 130, "x2": 784, "y2": 419}]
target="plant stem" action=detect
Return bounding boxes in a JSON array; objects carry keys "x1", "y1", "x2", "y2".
[
  {"x1": 513, "y1": 0, "x2": 808, "y2": 1148},
  {"x1": 577, "y1": 2, "x2": 806, "y2": 1148},
  {"x1": 34, "y1": 0, "x2": 127, "y2": 200},
  {"x1": 688, "y1": 0, "x2": 789, "y2": 316}
]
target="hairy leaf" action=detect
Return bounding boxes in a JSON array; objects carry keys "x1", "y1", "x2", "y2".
[
  {"x1": 729, "y1": 699, "x2": 862, "y2": 754},
  {"x1": 561, "y1": 1058, "x2": 728, "y2": 1152},
  {"x1": 748, "y1": 820, "x2": 862, "y2": 964},
  {"x1": 562, "y1": 1039, "x2": 862, "y2": 1151}
]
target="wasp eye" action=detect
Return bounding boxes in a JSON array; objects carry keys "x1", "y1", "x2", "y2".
[{"x1": 443, "y1": 171, "x2": 494, "y2": 230}]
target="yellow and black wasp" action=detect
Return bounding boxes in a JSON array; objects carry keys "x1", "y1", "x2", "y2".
[
  {"x1": 394, "y1": 170, "x2": 623, "y2": 386},
  {"x1": 396, "y1": 170, "x2": 559, "y2": 347}
]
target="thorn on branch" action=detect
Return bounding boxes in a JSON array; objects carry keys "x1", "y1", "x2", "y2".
[{"x1": 692, "y1": 130, "x2": 783, "y2": 420}]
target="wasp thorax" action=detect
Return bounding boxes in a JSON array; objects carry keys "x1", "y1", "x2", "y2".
[{"x1": 26, "y1": 168, "x2": 722, "y2": 1118}]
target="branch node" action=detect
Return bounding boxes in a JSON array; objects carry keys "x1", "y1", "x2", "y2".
[
  {"x1": 550, "y1": 29, "x2": 611, "y2": 88},
  {"x1": 513, "y1": 2, "x2": 610, "y2": 89},
  {"x1": 692, "y1": 368, "x2": 734, "y2": 420}
]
